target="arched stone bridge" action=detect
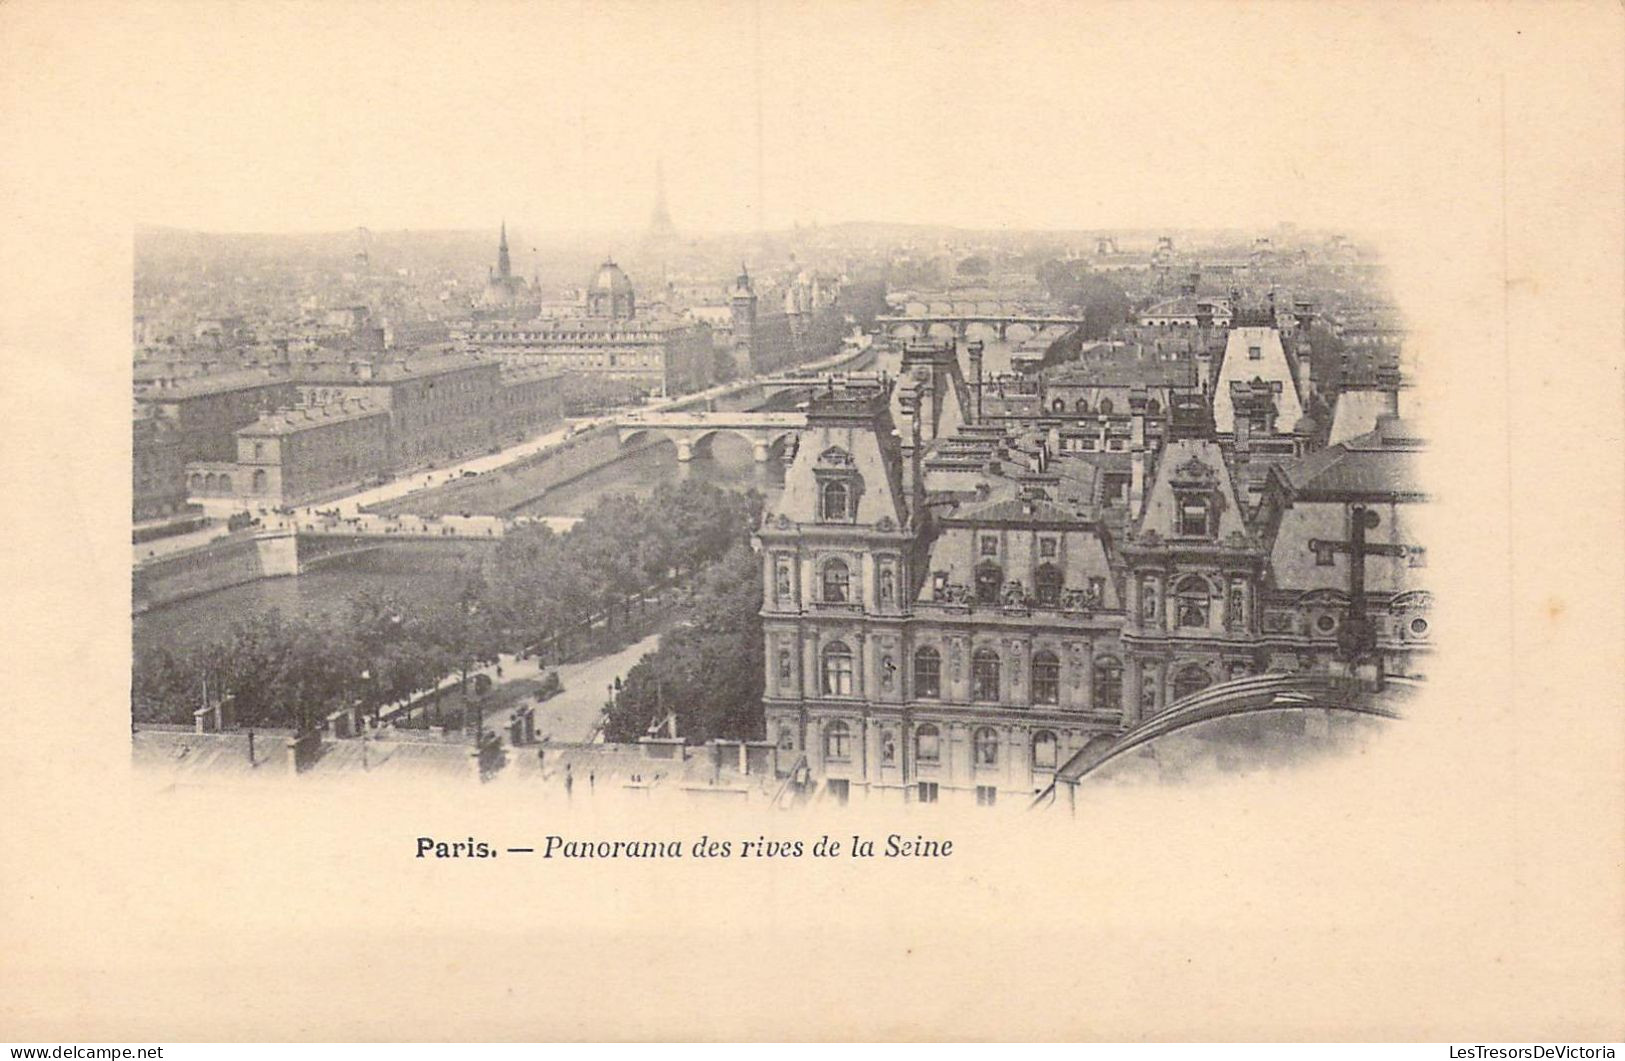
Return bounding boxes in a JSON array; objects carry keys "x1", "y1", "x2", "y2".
[
  {"x1": 876, "y1": 312, "x2": 1086, "y2": 342},
  {"x1": 615, "y1": 410, "x2": 808, "y2": 462},
  {"x1": 754, "y1": 371, "x2": 888, "y2": 403}
]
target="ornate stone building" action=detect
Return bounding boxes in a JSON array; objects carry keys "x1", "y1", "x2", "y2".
[
  {"x1": 465, "y1": 260, "x2": 713, "y2": 395},
  {"x1": 757, "y1": 328, "x2": 1428, "y2": 807},
  {"x1": 759, "y1": 388, "x2": 1127, "y2": 807}
]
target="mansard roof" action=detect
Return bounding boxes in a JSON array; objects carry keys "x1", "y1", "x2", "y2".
[
  {"x1": 1272, "y1": 420, "x2": 1425, "y2": 501},
  {"x1": 1134, "y1": 438, "x2": 1252, "y2": 542},
  {"x1": 948, "y1": 495, "x2": 1082, "y2": 527}
]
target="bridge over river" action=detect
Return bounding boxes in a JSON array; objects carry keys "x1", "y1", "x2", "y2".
[{"x1": 615, "y1": 410, "x2": 809, "y2": 462}]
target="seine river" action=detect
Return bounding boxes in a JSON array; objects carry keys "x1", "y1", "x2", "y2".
[
  {"x1": 133, "y1": 436, "x2": 783, "y2": 658},
  {"x1": 133, "y1": 340, "x2": 1011, "y2": 658}
]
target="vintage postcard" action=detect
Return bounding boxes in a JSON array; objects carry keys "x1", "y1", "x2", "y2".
[{"x1": 0, "y1": 0, "x2": 1621, "y2": 1045}]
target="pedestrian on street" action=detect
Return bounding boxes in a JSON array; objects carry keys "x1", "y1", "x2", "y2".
[{"x1": 564, "y1": 764, "x2": 574, "y2": 799}]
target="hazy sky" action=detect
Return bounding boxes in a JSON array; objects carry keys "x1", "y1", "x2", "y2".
[{"x1": 0, "y1": 1, "x2": 1584, "y2": 236}]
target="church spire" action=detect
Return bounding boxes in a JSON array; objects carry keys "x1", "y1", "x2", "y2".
[
  {"x1": 647, "y1": 159, "x2": 675, "y2": 239},
  {"x1": 497, "y1": 220, "x2": 511, "y2": 279}
]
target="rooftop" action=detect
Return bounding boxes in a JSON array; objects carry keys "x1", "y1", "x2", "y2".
[
  {"x1": 239, "y1": 400, "x2": 387, "y2": 436},
  {"x1": 134, "y1": 368, "x2": 290, "y2": 401},
  {"x1": 1273, "y1": 418, "x2": 1425, "y2": 499}
]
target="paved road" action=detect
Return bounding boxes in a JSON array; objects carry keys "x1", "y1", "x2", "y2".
[
  {"x1": 383, "y1": 631, "x2": 663, "y2": 746},
  {"x1": 530, "y1": 632, "x2": 662, "y2": 743}
]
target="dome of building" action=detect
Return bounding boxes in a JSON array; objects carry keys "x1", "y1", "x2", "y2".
[{"x1": 587, "y1": 259, "x2": 636, "y2": 319}]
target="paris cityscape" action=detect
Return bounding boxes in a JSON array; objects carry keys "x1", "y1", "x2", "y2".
[{"x1": 130, "y1": 203, "x2": 1427, "y2": 809}]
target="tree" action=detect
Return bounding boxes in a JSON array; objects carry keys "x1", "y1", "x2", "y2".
[
  {"x1": 1038, "y1": 259, "x2": 1131, "y2": 340},
  {"x1": 132, "y1": 643, "x2": 198, "y2": 724},
  {"x1": 605, "y1": 543, "x2": 764, "y2": 744},
  {"x1": 956, "y1": 254, "x2": 991, "y2": 277},
  {"x1": 711, "y1": 347, "x2": 738, "y2": 385}
]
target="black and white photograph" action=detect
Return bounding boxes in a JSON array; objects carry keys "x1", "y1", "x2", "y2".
[{"x1": 2, "y1": 0, "x2": 1622, "y2": 1048}]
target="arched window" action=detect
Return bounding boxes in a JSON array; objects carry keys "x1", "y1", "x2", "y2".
[
  {"x1": 824, "y1": 720, "x2": 851, "y2": 761},
  {"x1": 1051, "y1": 397, "x2": 1066, "y2": 413},
  {"x1": 1093, "y1": 656, "x2": 1123, "y2": 710},
  {"x1": 822, "y1": 559, "x2": 850, "y2": 603},
  {"x1": 1174, "y1": 664, "x2": 1212, "y2": 701},
  {"x1": 219, "y1": 474, "x2": 232, "y2": 493},
  {"x1": 913, "y1": 646, "x2": 941, "y2": 699},
  {"x1": 1035, "y1": 563, "x2": 1063, "y2": 606},
  {"x1": 1033, "y1": 730, "x2": 1059, "y2": 770},
  {"x1": 1174, "y1": 576, "x2": 1211, "y2": 628},
  {"x1": 1146, "y1": 399, "x2": 1162, "y2": 416},
  {"x1": 974, "y1": 562, "x2": 1003, "y2": 604},
  {"x1": 777, "y1": 649, "x2": 793, "y2": 682},
  {"x1": 821, "y1": 480, "x2": 850, "y2": 521},
  {"x1": 1074, "y1": 398, "x2": 1089, "y2": 414},
  {"x1": 821, "y1": 641, "x2": 854, "y2": 696},
  {"x1": 189, "y1": 473, "x2": 203, "y2": 491},
  {"x1": 915, "y1": 723, "x2": 941, "y2": 763},
  {"x1": 252, "y1": 468, "x2": 267, "y2": 492},
  {"x1": 1098, "y1": 398, "x2": 1114, "y2": 415},
  {"x1": 1032, "y1": 650, "x2": 1061, "y2": 705},
  {"x1": 777, "y1": 726, "x2": 794, "y2": 751},
  {"x1": 973, "y1": 727, "x2": 999, "y2": 767},
  {"x1": 972, "y1": 648, "x2": 1001, "y2": 702}
]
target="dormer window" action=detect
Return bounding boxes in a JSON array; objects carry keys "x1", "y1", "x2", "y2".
[
  {"x1": 1177, "y1": 495, "x2": 1212, "y2": 537},
  {"x1": 1035, "y1": 563, "x2": 1063, "y2": 606},
  {"x1": 813, "y1": 448, "x2": 860, "y2": 523},
  {"x1": 974, "y1": 561, "x2": 1003, "y2": 604},
  {"x1": 821, "y1": 479, "x2": 850, "y2": 521}
]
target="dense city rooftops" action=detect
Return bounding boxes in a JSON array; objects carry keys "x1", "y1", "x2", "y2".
[
  {"x1": 133, "y1": 367, "x2": 290, "y2": 401},
  {"x1": 238, "y1": 399, "x2": 386, "y2": 435},
  {"x1": 1046, "y1": 358, "x2": 1197, "y2": 388},
  {"x1": 1271, "y1": 418, "x2": 1424, "y2": 500},
  {"x1": 291, "y1": 351, "x2": 494, "y2": 382}
]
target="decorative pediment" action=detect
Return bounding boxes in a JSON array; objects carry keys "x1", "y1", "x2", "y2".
[
  {"x1": 1388, "y1": 590, "x2": 1433, "y2": 612},
  {"x1": 1168, "y1": 455, "x2": 1219, "y2": 489},
  {"x1": 817, "y1": 446, "x2": 854, "y2": 468}
]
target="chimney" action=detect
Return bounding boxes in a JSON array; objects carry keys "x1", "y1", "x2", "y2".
[
  {"x1": 1129, "y1": 448, "x2": 1145, "y2": 517},
  {"x1": 902, "y1": 406, "x2": 925, "y2": 524},
  {"x1": 967, "y1": 340, "x2": 984, "y2": 423}
]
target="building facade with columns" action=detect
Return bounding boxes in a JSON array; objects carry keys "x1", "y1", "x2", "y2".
[
  {"x1": 464, "y1": 260, "x2": 713, "y2": 395},
  {"x1": 757, "y1": 337, "x2": 1428, "y2": 807},
  {"x1": 758, "y1": 388, "x2": 1130, "y2": 808}
]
